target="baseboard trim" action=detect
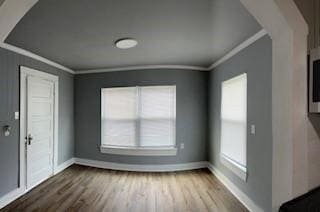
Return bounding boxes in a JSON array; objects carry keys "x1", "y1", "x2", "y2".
[
  {"x1": 0, "y1": 188, "x2": 24, "y2": 209},
  {"x1": 207, "y1": 163, "x2": 263, "y2": 212},
  {"x1": 53, "y1": 158, "x2": 75, "y2": 175},
  {"x1": 74, "y1": 158, "x2": 208, "y2": 172},
  {"x1": 0, "y1": 157, "x2": 75, "y2": 209},
  {"x1": 0, "y1": 159, "x2": 261, "y2": 212}
]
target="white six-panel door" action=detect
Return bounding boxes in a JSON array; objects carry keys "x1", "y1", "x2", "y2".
[{"x1": 26, "y1": 76, "x2": 54, "y2": 189}]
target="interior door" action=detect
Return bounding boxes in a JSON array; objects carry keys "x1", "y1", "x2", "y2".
[{"x1": 26, "y1": 76, "x2": 54, "y2": 189}]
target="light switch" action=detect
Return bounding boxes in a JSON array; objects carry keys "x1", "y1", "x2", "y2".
[
  {"x1": 180, "y1": 143, "x2": 185, "y2": 149},
  {"x1": 250, "y1": 125, "x2": 256, "y2": 135},
  {"x1": 14, "y1": 112, "x2": 19, "y2": 120}
]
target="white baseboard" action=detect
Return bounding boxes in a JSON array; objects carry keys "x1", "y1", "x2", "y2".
[
  {"x1": 74, "y1": 158, "x2": 208, "y2": 172},
  {"x1": 0, "y1": 158, "x2": 261, "y2": 212},
  {"x1": 53, "y1": 158, "x2": 75, "y2": 175},
  {"x1": 207, "y1": 163, "x2": 263, "y2": 212},
  {"x1": 0, "y1": 188, "x2": 24, "y2": 209},
  {"x1": 0, "y1": 157, "x2": 75, "y2": 209}
]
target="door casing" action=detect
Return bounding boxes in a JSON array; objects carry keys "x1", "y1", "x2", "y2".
[{"x1": 19, "y1": 66, "x2": 59, "y2": 191}]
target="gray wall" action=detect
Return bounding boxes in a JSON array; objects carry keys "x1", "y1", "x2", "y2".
[
  {"x1": 75, "y1": 69, "x2": 208, "y2": 164},
  {"x1": 208, "y1": 35, "x2": 272, "y2": 211},
  {"x1": 0, "y1": 47, "x2": 74, "y2": 198}
]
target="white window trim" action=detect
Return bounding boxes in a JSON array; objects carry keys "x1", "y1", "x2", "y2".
[
  {"x1": 220, "y1": 154, "x2": 247, "y2": 181},
  {"x1": 100, "y1": 145, "x2": 177, "y2": 156}
]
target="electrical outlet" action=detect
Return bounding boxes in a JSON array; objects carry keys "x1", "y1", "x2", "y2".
[
  {"x1": 14, "y1": 112, "x2": 19, "y2": 120},
  {"x1": 250, "y1": 125, "x2": 256, "y2": 135},
  {"x1": 180, "y1": 143, "x2": 184, "y2": 149}
]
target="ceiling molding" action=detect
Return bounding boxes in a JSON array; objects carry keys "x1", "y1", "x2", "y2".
[
  {"x1": 76, "y1": 29, "x2": 267, "y2": 74},
  {"x1": 208, "y1": 29, "x2": 267, "y2": 70},
  {"x1": 0, "y1": 42, "x2": 75, "y2": 74},
  {"x1": 0, "y1": 0, "x2": 267, "y2": 75},
  {"x1": 75, "y1": 65, "x2": 208, "y2": 75},
  {"x1": 0, "y1": 28, "x2": 266, "y2": 75},
  {"x1": 0, "y1": 0, "x2": 39, "y2": 42}
]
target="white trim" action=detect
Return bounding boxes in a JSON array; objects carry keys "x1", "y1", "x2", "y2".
[
  {"x1": 0, "y1": 0, "x2": 266, "y2": 76},
  {"x1": 20, "y1": 66, "x2": 59, "y2": 190},
  {"x1": 53, "y1": 158, "x2": 75, "y2": 175},
  {"x1": 0, "y1": 159, "x2": 260, "y2": 211},
  {"x1": 0, "y1": 158, "x2": 75, "y2": 209},
  {"x1": 220, "y1": 154, "x2": 247, "y2": 181},
  {"x1": 0, "y1": 188, "x2": 24, "y2": 209},
  {"x1": 75, "y1": 30, "x2": 267, "y2": 75},
  {"x1": 100, "y1": 146, "x2": 177, "y2": 156},
  {"x1": 207, "y1": 163, "x2": 263, "y2": 212},
  {"x1": 238, "y1": 0, "x2": 308, "y2": 210},
  {"x1": 75, "y1": 64, "x2": 208, "y2": 74},
  {"x1": 74, "y1": 158, "x2": 208, "y2": 172},
  {"x1": 208, "y1": 29, "x2": 268, "y2": 70},
  {"x1": 0, "y1": 43, "x2": 74, "y2": 74},
  {"x1": 0, "y1": 31, "x2": 267, "y2": 75}
]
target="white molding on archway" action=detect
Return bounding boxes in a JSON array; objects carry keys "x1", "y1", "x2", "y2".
[
  {"x1": 0, "y1": 0, "x2": 38, "y2": 42},
  {"x1": 0, "y1": 0, "x2": 75, "y2": 73},
  {"x1": 239, "y1": 0, "x2": 308, "y2": 211}
]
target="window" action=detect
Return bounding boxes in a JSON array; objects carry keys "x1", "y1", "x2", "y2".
[
  {"x1": 101, "y1": 86, "x2": 176, "y2": 156},
  {"x1": 220, "y1": 73, "x2": 247, "y2": 181}
]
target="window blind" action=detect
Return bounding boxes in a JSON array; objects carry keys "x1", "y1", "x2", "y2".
[
  {"x1": 101, "y1": 86, "x2": 176, "y2": 148},
  {"x1": 220, "y1": 74, "x2": 247, "y2": 168}
]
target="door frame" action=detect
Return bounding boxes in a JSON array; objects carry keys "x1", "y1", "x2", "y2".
[{"x1": 19, "y1": 66, "x2": 59, "y2": 191}]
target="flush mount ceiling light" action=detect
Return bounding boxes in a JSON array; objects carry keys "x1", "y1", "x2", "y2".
[{"x1": 115, "y1": 38, "x2": 138, "y2": 49}]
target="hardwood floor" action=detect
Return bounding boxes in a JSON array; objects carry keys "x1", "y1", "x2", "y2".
[{"x1": 1, "y1": 165, "x2": 248, "y2": 212}]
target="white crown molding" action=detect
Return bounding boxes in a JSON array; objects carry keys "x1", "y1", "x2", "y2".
[
  {"x1": 75, "y1": 30, "x2": 267, "y2": 74},
  {"x1": 75, "y1": 64, "x2": 208, "y2": 74},
  {"x1": 1, "y1": 27, "x2": 265, "y2": 76},
  {"x1": 208, "y1": 29, "x2": 268, "y2": 70},
  {"x1": 0, "y1": 42, "x2": 75, "y2": 74},
  {"x1": 207, "y1": 163, "x2": 264, "y2": 212},
  {"x1": 74, "y1": 158, "x2": 208, "y2": 172},
  {"x1": 0, "y1": 0, "x2": 266, "y2": 75}
]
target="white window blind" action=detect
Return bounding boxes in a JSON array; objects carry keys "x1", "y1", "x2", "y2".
[
  {"x1": 101, "y1": 86, "x2": 176, "y2": 148},
  {"x1": 220, "y1": 73, "x2": 247, "y2": 169}
]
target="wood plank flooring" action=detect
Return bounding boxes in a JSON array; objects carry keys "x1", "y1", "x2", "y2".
[{"x1": 1, "y1": 165, "x2": 248, "y2": 212}]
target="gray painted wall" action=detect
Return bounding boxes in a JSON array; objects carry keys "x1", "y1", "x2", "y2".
[
  {"x1": 0, "y1": 47, "x2": 74, "y2": 198},
  {"x1": 208, "y1": 35, "x2": 272, "y2": 211},
  {"x1": 75, "y1": 69, "x2": 208, "y2": 164}
]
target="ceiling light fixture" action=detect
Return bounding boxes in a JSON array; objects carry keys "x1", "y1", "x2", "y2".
[{"x1": 115, "y1": 38, "x2": 138, "y2": 49}]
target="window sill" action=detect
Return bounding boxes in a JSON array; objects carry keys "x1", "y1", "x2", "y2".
[
  {"x1": 220, "y1": 154, "x2": 247, "y2": 181},
  {"x1": 100, "y1": 145, "x2": 178, "y2": 156}
]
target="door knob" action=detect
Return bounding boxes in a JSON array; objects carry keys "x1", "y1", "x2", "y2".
[
  {"x1": 27, "y1": 134, "x2": 33, "y2": 145},
  {"x1": 3, "y1": 125, "x2": 11, "y2": 137}
]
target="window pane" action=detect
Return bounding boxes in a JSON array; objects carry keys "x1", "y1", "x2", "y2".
[
  {"x1": 221, "y1": 75, "x2": 247, "y2": 122},
  {"x1": 221, "y1": 120, "x2": 246, "y2": 166},
  {"x1": 140, "y1": 86, "x2": 176, "y2": 119},
  {"x1": 140, "y1": 86, "x2": 176, "y2": 147},
  {"x1": 140, "y1": 119, "x2": 175, "y2": 147},
  {"x1": 101, "y1": 87, "x2": 137, "y2": 146},
  {"x1": 221, "y1": 74, "x2": 247, "y2": 168},
  {"x1": 102, "y1": 120, "x2": 136, "y2": 147}
]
